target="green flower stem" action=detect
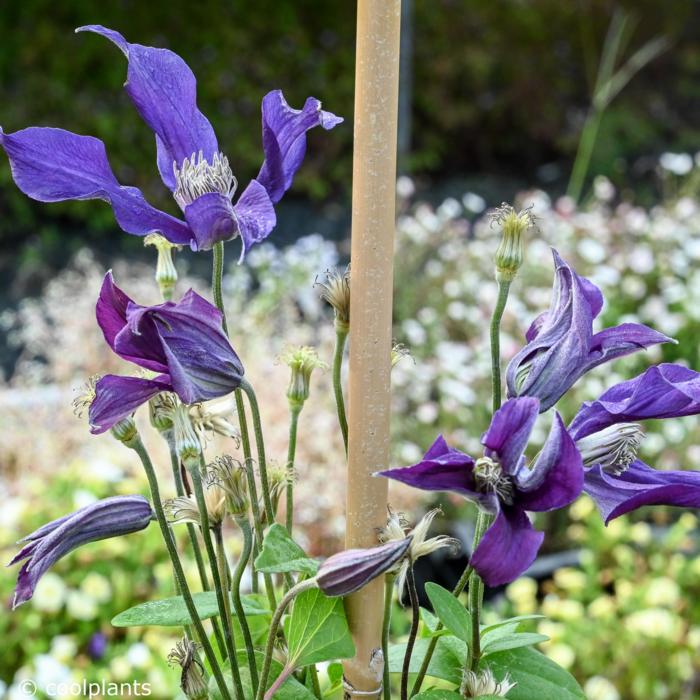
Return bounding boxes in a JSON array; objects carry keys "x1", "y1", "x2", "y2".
[
  {"x1": 410, "y1": 563, "x2": 473, "y2": 696},
  {"x1": 308, "y1": 664, "x2": 322, "y2": 700},
  {"x1": 240, "y1": 378, "x2": 275, "y2": 526},
  {"x1": 129, "y1": 437, "x2": 232, "y2": 700},
  {"x1": 255, "y1": 578, "x2": 318, "y2": 700},
  {"x1": 190, "y1": 464, "x2": 244, "y2": 700},
  {"x1": 332, "y1": 327, "x2": 349, "y2": 453},
  {"x1": 212, "y1": 242, "x2": 228, "y2": 335},
  {"x1": 466, "y1": 512, "x2": 491, "y2": 672},
  {"x1": 382, "y1": 574, "x2": 396, "y2": 700},
  {"x1": 285, "y1": 404, "x2": 302, "y2": 534},
  {"x1": 489, "y1": 280, "x2": 511, "y2": 414},
  {"x1": 233, "y1": 516, "x2": 259, "y2": 693},
  {"x1": 401, "y1": 560, "x2": 419, "y2": 700}
]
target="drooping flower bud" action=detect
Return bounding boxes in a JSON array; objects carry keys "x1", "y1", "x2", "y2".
[
  {"x1": 461, "y1": 667, "x2": 516, "y2": 698},
  {"x1": 315, "y1": 266, "x2": 351, "y2": 333},
  {"x1": 489, "y1": 203, "x2": 535, "y2": 283},
  {"x1": 144, "y1": 233, "x2": 181, "y2": 301},
  {"x1": 173, "y1": 404, "x2": 202, "y2": 470},
  {"x1": 168, "y1": 639, "x2": 208, "y2": 700},
  {"x1": 207, "y1": 455, "x2": 249, "y2": 519},
  {"x1": 149, "y1": 392, "x2": 178, "y2": 433},
  {"x1": 110, "y1": 415, "x2": 138, "y2": 446},
  {"x1": 280, "y1": 346, "x2": 327, "y2": 408},
  {"x1": 575, "y1": 423, "x2": 644, "y2": 476},
  {"x1": 316, "y1": 537, "x2": 412, "y2": 597}
]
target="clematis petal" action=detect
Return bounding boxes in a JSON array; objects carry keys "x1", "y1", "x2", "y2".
[
  {"x1": 584, "y1": 460, "x2": 700, "y2": 523},
  {"x1": 233, "y1": 179, "x2": 277, "y2": 261},
  {"x1": 256, "y1": 90, "x2": 343, "y2": 204},
  {"x1": 481, "y1": 397, "x2": 539, "y2": 474},
  {"x1": 0, "y1": 127, "x2": 191, "y2": 244},
  {"x1": 77, "y1": 25, "x2": 219, "y2": 190},
  {"x1": 89, "y1": 374, "x2": 172, "y2": 434},
  {"x1": 96, "y1": 272, "x2": 168, "y2": 372},
  {"x1": 569, "y1": 364, "x2": 700, "y2": 440},
  {"x1": 514, "y1": 413, "x2": 583, "y2": 512},
  {"x1": 183, "y1": 192, "x2": 238, "y2": 251},
  {"x1": 470, "y1": 506, "x2": 544, "y2": 587}
]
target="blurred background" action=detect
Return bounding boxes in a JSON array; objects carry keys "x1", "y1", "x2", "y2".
[{"x1": 2, "y1": 1, "x2": 700, "y2": 698}]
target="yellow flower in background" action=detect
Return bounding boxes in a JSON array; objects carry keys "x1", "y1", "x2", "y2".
[
  {"x1": 80, "y1": 572, "x2": 112, "y2": 604},
  {"x1": 629, "y1": 521, "x2": 652, "y2": 545},
  {"x1": 541, "y1": 595, "x2": 584, "y2": 621},
  {"x1": 626, "y1": 608, "x2": 683, "y2": 642},
  {"x1": 588, "y1": 596, "x2": 616, "y2": 620},
  {"x1": 547, "y1": 643, "x2": 575, "y2": 669},
  {"x1": 644, "y1": 577, "x2": 680, "y2": 608},
  {"x1": 505, "y1": 576, "x2": 537, "y2": 614},
  {"x1": 553, "y1": 567, "x2": 587, "y2": 594},
  {"x1": 584, "y1": 676, "x2": 620, "y2": 700},
  {"x1": 569, "y1": 496, "x2": 594, "y2": 521},
  {"x1": 67, "y1": 590, "x2": 98, "y2": 621}
]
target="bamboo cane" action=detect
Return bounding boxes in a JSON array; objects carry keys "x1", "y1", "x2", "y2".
[{"x1": 343, "y1": 2, "x2": 402, "y2": 698}]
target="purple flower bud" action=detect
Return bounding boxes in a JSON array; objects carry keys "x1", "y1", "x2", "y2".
[
  {"x1": 316, "y1": 537, "x2": 412, "y2": 597},
  {"x1": 87, "y1": 632, "x2": 108, "y2": 660},
  {"x1": 8, "y1": 496, "x2": 154, "y2": 609}
]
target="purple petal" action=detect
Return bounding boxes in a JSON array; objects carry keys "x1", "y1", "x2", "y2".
[
  {"x1": 89, "y1": 374, "x2": 172, "y2": 434},
  {"x1": 233, "y1": 179, "x2": 277, "y2": 261},
  {"x1": 97, "y1": 273, "x2": 168, "y2": 373},
  {"x1": 470, "y1": 506, "x2": 544, "y2": 587},
  {"x1": 256, "y1": 90, "x2": 342, "y2": 204},
  {"x1": 514, "y1": 413, "x2": 583, "y2": 512},
  {"x1": 570, "y1": 364, "x2": 700, "y2": 440},
  {"x1": 0, "y1": 127, "x2": 192, "y2": 244},
  {"x1": 77, "y1": 25, "x2": 218, "y2": 190},
  {"x1": 183, "y1": 192, "x2": 238, "y2": 251},
  {"x1": 584, "y1": 460, "x2": 700, "y2": 523},
  {"x1": 481, "y1": 397, "x2": 539, "y2": 474}
]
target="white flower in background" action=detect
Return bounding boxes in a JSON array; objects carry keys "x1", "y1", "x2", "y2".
[
  {"x1": 67, "y1": 590, "x2": 98, "y2": 621},
  {"x1": 584, "y1": 676, "x2": 621, "y2": 700},
  {"x1": 462, "y1": 192, "x2": 486, "y2": 213},
  {"x1": 659, "y1": 152, "x2": 693, "y2": 175},
  {"x1": 32, "y1": 572, "x2": 67, "y2": 613},
  {"x1": 80, "y1": 572, "x2": 112, "y2": 603},
  {"x1": 72, "y1": 489, "x2": 98, "y2": 510},
  {"x1": 34, "y1": 654, "x2": 72, "y2": 690},
  {"x1": 50, "y1": 636, "x2": 78, "y2": 663},
  {"x1": 127, "y1": 642, "x2": 152, "y2": 669}
]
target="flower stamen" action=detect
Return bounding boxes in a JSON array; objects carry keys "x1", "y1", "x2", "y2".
[
  {"x1": 576, "y1": 423, "x2": 644, "y2": 475},
  {"x1": 173, "y1": 151, "x2": 237, "y2": 208},
  {"x1": 473, "y1": 456, "x2": 515, "y2": 505}
]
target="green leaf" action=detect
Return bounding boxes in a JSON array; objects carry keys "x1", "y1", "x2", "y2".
[
  {"x1": 209, "y1": 651, "x2": 314, "y2": 700},
  {"x1": 112, "y1": 592, "x2": 268, "y2": 627},
  {"x1": 484, "y1": 647, "x2": 585, "y2": 700},
  {"x1": 480, "y1": 614, "x2": 544, "y2": 635},
  {"x1": 285, "y1": 587, "x2": 355, "y2": 668},
  {"x1": 388, "y1": 636, "x2": 467, "y2": 685},
  {"x1": 425, "y1": 582, "x2": 471, "y2": 644},
  {"x1": 481, "y1": 632, "x2": 549, "y2": 655},
  {"x1": 254, "y1": 523, "x2": 320, "y2": 575},
  {"x1": 413, "y1": 691, "x2": 463, "y2": 700}
]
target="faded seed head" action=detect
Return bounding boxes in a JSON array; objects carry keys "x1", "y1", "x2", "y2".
[
  {"x1": 489, "y1": 203, "x2": 536, "y2": 283},
  {"x1": 168, "y1": 638, "x2": 208, "y2": 700},
  {"x1": 315, "y1": 266, "x2": 351, "y2": 332},
  {"x1": 280, "y1": 346, "x2": 327, "y2": 407},
  {"x1": 207, "y1": 455, "x2": 249, "y2": 519}
]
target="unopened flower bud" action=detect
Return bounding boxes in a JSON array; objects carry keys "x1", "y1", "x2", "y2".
[
  {"x1": 207, "y1": 455, "x2": 249, "y2": 519},
  {"x1": 461, "y1": 667, "x2": 516, "y2": 697},
  {"x1": 317, "y1": 537, "x2": 412, "y2": 597},
  {"x1": 280, "y1": 346, "x2": 327, "y2": 408},
  {"x1": 173, "y1": 404, "x2": 201, "y2": 470},
  {"x1": 489, "y1": 203, "x2": 535, "y2": 283},
  {"x1": 168, "y1": 639, "x2": 208, "y2": 700},
  {"x1": 110, "y1": 415, "x2": 138, "y2": 446},
  {"x1": 149, "y1": 392, "x2": 177, "y2": 433},
  {"x1": 315, "y1": 266, "x2": 351, "y2": 333},
  {"x1": 145, "y1": 234, "x2": 180, "y2": 301}
]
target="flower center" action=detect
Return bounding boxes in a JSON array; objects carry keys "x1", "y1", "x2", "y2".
[
  {"x1": 473, "y1": 456, "x2": 515, "y2": 505},
  {"x1": 173, "y1": 151, "x2": 237, "y2": 208},
  {"x1": 575, "y1": 422, "x2": 644, "y2": 475}
]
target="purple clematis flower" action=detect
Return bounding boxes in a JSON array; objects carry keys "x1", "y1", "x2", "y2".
[
  {"x1": 8, "y1": 496, "x2": 153, "y2": 608},
  {"x1": 0, "y1": 26, "x2": 342, "y2": 256},
  {"x1": 376, "y1": 397, "x2": 583, "y2": 586},
  {"x1": 569, "y1": 363, "x2": 700, "y2": 523},
  {"x1": 89, "y1": 272, "x2": 244, "y2": 434},
  {"x1": 506, "y1": 250, "x2": 673, "y2": 411}
]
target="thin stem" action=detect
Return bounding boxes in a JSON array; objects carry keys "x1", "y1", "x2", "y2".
[
  {"x1": 129, "y1": 438, "x2": 231, "y2": 700},
  {"x1": 382, "y1": 574, "x2": 395, "y2": 700},
  {"x1": 308, "y1": 664, "x2": 322, "y2": 700},
  {"x1": 233, "y1": 517, "x2": 259, "y2": 693},
  {"x1": 332, "y1": 328, "x2": 349, "y2": 453},
  {"x1": 240, "y1": 378, "x2": 275, "y2": 526},
  {"x1": 401, "y1": 561, "x2": 419, "y2": 700},
  {"x1": 264, "y1": 666, "x2": 294, "y2": 700},
  {"x1": 190, "y1": 465, "x2": 244, "y2": 700},
  {"x1": 466, "y1": 512, "x2": 491, "y2": 672},
  {"x1": 410, "y1": 563, "x2": 473, "y2": 696},
  {"x1": 256, "y1": 579, "x2": 317, "y2": 700},
  {"x1": 212, "y1": 242, "x2": 228, "y2": 335},
  {"x1": 489, "y1": 280, "x2": 511, "y2": 414},
  {"x1": 285, "y1": 405, "x2": 302, "y2": 534}
]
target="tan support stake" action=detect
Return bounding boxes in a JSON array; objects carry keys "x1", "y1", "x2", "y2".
[{"x1": 343, "y1": 1, "x2": 402, "y2": 698}]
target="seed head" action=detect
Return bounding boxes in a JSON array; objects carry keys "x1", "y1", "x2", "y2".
[
  {"x1": 207, "y1": 455, "x2": 249, "y2": 519},
  {"x1": 489, "y1": 203, "x2": 535, "y2": 282},
  {"x1": 315, "y1": 266, "x2": 351, "y2": 332},
  {"x1": 168, "y1": 638, "x2": 208, "y2": 700},
  {"x1": 461, "y1": 667, "x2": 516, "y2": 697},
  {"x1": 280, "y1": 346, "x2": 327, "y2": 407}
]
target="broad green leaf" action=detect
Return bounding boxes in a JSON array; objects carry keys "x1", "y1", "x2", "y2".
[
  {"x1": 481, "y1": 632, "x2": 549, "y2": 655},
  {"x1": 413, "y1": 691, "x2": 463, "y2": 700},
  {"x1": 326, "y1": 662, "x2": 344, "y2": 694},
  {"x1": 209, "y1": 651, "x2": 314, "y2": 700},
  {"x1": 484, "y1": 647, "x2": 585, "y2": 700},
  {"x1": 255, "y1": 523, "x2": 319, "y2": 575},
  {"x1": 286, "y1": 587, "x2": 355, "y2": 668},
  {"x1": 425, "y1": 582, "x2": 471, "y2": 644},
  {"x1": 481, "y1": 614, "x2": 545, "y2": 651},
  {"x1": 480, "y1": 614, "x2": 544, "y2": 635},
  {"x1": 112, "y1": 592, "x2": 268, "y2": 627},
  {"x1": 388, "y1": 636, "x2": 467, "y2": 685}
]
